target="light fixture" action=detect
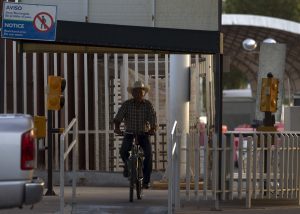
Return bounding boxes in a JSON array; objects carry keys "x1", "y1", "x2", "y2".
[
  {"x1": 242, "y1": 38, "x2": 257, "y2": 51},
  {"x1": 262, "y1": 38, "x2": 277, "y2": 44}
]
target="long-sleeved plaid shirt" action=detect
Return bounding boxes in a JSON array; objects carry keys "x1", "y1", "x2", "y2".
[{"x1": 114, "y1": 98, "x2": 157, "y2": 132}]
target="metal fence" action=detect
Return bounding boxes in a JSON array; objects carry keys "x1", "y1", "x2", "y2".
[
  {"x1": 1, "y1": 41, "x2": 213, "y2": 173},
  {"x1": 168, "y1": 129, "x2": 300, "y2": 212}
]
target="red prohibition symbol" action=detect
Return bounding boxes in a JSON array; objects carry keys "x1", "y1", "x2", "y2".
[{"x1": 33, "y1": 12, "x2": 54, "y2": 32}]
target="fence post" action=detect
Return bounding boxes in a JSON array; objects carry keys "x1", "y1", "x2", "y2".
[
  {"x1": 59, "y1": 134, "x2": 65, "y2": 214},
  {"x1": 168, "y1": 121, "x2": 177, "y2": 214},
  {"x1": 186, "y1": 133, "x2": 190, "y2": 201},
  {"x1": 168, "y1": 131, "x2": 173, "y2": 214},
  {"x1": 246, "y1": 136, "x2": 252, "y2": 208},
  {"x1": 194, "y1": 131, "x2": 200, "y2": 201},
  {"x1": 175, "y1": 131, "x2": 181, "y2": 209}
]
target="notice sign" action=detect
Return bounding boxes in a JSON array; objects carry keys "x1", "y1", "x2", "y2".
[{"x1": 1, "y1": 2, "x2": 57, "y2": 41}]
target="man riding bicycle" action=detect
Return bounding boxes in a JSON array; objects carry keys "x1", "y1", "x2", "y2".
[{"x1": 113, "y1": 81, "x2": 157, "y2": 189}]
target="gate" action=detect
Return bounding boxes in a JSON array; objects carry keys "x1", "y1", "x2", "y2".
[
  {"x1": 168, "y1": 128, "x2": 300, "y2": 213},
  {"x1": 1, "y1": 40, "x2": 214, "y2": 173}
]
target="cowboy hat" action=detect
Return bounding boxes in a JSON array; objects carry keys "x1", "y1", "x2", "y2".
[{"x1": 127, "y1": 81, "x2": 149, "y2": 94}]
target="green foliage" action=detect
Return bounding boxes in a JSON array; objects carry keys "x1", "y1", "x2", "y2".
[
  {"x1": 223, "y1": 0, "x2": 300, "y2": 22},
  {"x1": 223, "y1": 68, "x2": 249, "y2": 89}
]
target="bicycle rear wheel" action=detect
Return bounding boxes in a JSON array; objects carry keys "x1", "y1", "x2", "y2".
[
  {"x1": 136, "y1": 157, "x2": 143, "y2": 200},
  {"x1": 129, "y1": 159, "x2": 136, "y2": 202}
]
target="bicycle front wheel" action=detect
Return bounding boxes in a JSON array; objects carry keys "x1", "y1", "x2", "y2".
[
  {"x1": 136, "y1": 158, "x2": 143, "y2": 200},
  {"x1": 129, "y1": 159, "x2": 136, "y2": 202}
]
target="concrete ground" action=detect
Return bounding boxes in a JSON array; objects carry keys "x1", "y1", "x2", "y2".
[{"x1": 1, "y1": 186, "x2": 300, "y2": 214}]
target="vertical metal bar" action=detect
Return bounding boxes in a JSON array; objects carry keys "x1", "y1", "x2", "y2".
[
  {"x1": 274, "y1": 134, "x2": 279, "y2": 199},
  {"x1": 296, "y1": 135, "x2": 299, "y2": 201},
  {"x1": 32, "y1": 53, "x2": 37, "y2": 169},
  {"x1": 203, "y1": 133, "x2": 209, "y2": 199},
  {"x1": 23, "y1": 53, "x2": 27, "y2": 113},
  {"x1": 186, "y1": 133, "x2": 190, "y2": 201},
  {"x1": 246, "y1": 136, "x2": 252, "y2": 208},
  {"x1": 212, "y1": 134, "x2": 218, "y2": 200},
  {"x1": 13, "y1": 41, "x2": 17, "y2": 113},
  {"x1": 154, "y1": 54, "x2": 159, "y2": 169},
  {"x1": 194, "y1": 132, "x2": 200, "y2": 201},
  {"x1": 238, "y1": 134, "x2": 243, "y2": 199},
  {"x1": 74, "y1": 54, "x2": 79, "y2": 170},
  {"x1": 297, "y1": 134, "x2": 300, "y2": 205},
  {"x1": 84, "y1": 53, "x2": 89, "y2": 170},
  {"x1": 266, "y1": 134, "x2": 271, "y2": 198},
  {"x1": 74, "y1": 119, "x2": 79, "y2": 200},
  {"x1": 94, "y1": 53, "x2": 100, "y2": 171},
  {"x1": 72, "y1": 121, "x2": 77, "y2": 204},
  {"x1": 134, "y1": 54, "x2": 138, "y2": 81},
  {"x1": 229, "y1": 134, "x2": 234, "y2": 200},
  {"x1": 289, "y1": 134, "x2": 294, "y2": 199},
  {"x1": 63, "y1": 53, "x2": 69, "y2": 170},
  {"x1": 259, "y1": 133, "x2": 265, "y2": 198},
  {"x1": 53, "y1": 53, "x2": 59, "y2": 170},
  {"x1": 221, "y1": 134, "x2": 226, "y2": 200},
  {"x1": 44, "y1": 53, "x2": 48, "y2": 169},
  {"x1": 33, "y1": 53, "x2": 37, "y2": 115},
  {"x1": 168, "y1": 131, "x2": 173, "y2": 214},
  {"x1": 104, "y1": 53, "x2": 110, "y2": 171},
  {"x1": 280, "y1": 134, "x2": 285, "y2": 198},
  {"x1": 123, "y1": 54, "x2": 129, "y2": 101},
  {"x1": 175, "y1": 132, "x2": 180, "y2": 209},
  {"x1": 253, "y1": 134, "x2": 258, "y2": 199},
  {"x1": 59, "y1": 135, "x2": 64, "y2": 214},
  {"x1": 113, "y1": 53, "x2": 120, "y2": 170},
  {"x1": 3, "y1": 39, "x2": 7, "y2": 113},
  {"x1": 286, "y1": 135, "x2": 290, "y2": 198},
  {"x1": 165, "y1": 54, "x2": 169, "y2": 151},
  {"x1": 144, "y1": 54, "x2": 149, "y2": 100},
  {"x1": 45, "y1": 110, "x2": 55, "y2": 196},
  {"x1": 295, "y1": 134, "x2": 299, "y2": 198},
  {"x1": 291, "y1": 134, "x2": 295, "y2": 198}
]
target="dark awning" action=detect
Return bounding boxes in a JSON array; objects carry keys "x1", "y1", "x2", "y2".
[{"x1": 22, "y1": 20, "x2": 221, "y2": 54}]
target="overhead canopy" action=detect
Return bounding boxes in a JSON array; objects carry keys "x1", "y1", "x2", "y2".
[{"x1": 222, "y1": 14, "x2": 300, "y2": 96}]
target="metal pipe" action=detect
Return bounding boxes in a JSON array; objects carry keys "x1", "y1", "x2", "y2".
[
  {"x1": 59, "y1": 132, "x2": 64, "y2": 214},
  {"x1": 84, "y1": 53, "x2": 89, "y2": 170},
  {"x1": 104, "y1": 54, "x2": 110, "y2": 171}
]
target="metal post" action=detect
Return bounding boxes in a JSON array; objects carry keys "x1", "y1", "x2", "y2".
[
  {"x1": 45, "y1": 110, "x2": 55, "y2": 195},
  {"x1": 213, "y1": 53, "x2": 222, "y2": 210},
  {"x1": 18, "y1": 41, "x2": 23, "y2": 112},
  {"x1": 60, "y1": 134, "x2": 64, "y2": 213},
  {"x1": 168, "y1": 132, "x2": 173, "y2": 214}
]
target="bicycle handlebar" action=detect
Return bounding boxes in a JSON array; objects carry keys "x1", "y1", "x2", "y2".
[{"x1": 115, "y1": 131, "x2": 150, "y2": 136}]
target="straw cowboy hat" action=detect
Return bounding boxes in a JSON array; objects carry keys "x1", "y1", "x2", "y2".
[{"x1": 127, "y1": 81, "x2": 149, "y2": 94}]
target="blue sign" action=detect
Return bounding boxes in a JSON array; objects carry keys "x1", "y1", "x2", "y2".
[{"x1": 1, "y1": 2, "x2": 57, "y2": 41}]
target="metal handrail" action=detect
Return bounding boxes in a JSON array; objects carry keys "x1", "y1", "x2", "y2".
[
  {"x1": 59, "y1": 118, "x2": 78, "y2": 214},
  {"x1": 168, "y1": 120, "x2": 179, "y2": 214}
]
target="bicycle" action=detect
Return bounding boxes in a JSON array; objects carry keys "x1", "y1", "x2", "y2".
[{"x1": 123, "y1": 131, "x2": 145, "y2": 202}]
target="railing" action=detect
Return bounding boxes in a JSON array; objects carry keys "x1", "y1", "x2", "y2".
[
  {"x1": 169, "y1": 129, "x2": 300, "y2": 212},
  {"x1": 59, "y1": 118, "x2": 78, "y2": 214},
  {"x1": 168, "y1": 120, "x2": 179, "y2": 214}
]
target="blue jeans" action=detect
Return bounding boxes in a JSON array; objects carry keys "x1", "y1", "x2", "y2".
[{"x1": 120, "y1": 133, "x2": 152, "y2": 184}]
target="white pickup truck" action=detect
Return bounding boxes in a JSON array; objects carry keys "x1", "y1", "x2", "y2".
[{"x1": 0, "y1": 114, "x2": 44, "y2": 209}]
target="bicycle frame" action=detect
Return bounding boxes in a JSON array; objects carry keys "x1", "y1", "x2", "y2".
[{"x1": 125, "y1": 132, "x2": 145, "y2": 202}]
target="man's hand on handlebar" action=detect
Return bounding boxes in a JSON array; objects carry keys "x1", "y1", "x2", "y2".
[
  {"x1": 114, "y1": 128, "x2": 123, "y2": 136},
  {"x1": 148, "y1": 128, "x2": 156, "y2": 135}
]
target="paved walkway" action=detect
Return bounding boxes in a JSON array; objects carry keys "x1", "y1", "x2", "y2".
[{"x1": 1, "y1": 186, "x2": 300, "y2": 213}]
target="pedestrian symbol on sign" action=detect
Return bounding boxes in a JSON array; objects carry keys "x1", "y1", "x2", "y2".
[{"x1": 33, "y1": 12, "x2": 54, "y2": 32}]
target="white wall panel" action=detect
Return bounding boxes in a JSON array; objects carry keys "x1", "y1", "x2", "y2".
[
  {"x1": 155, "y1": 0, "x2": 219, "y2": 31},
  {"x1": 21, "y1": 0, "x2": 86, "y2": 22},
  {"x1": 89, "y1": 0, "x2": 152, "y2": 26},
  {"x1": 21, "y1": 0, "x2": 219, "y2": 30}
]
